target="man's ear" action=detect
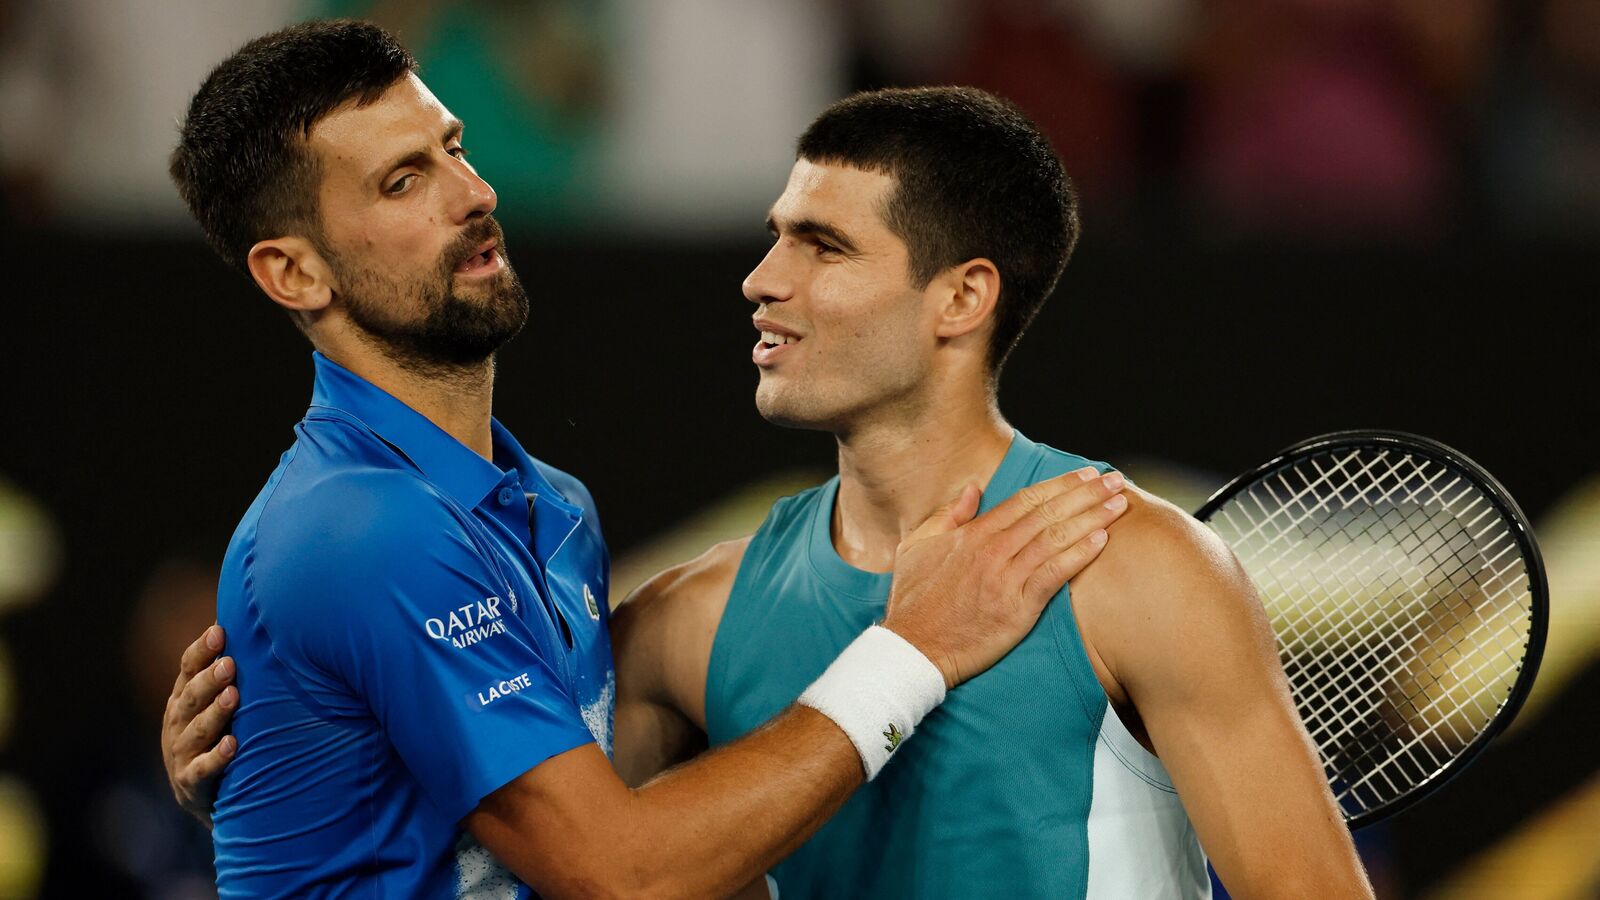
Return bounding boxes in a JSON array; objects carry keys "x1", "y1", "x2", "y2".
[
  {"x1": 246, "y1": 236, "x2": 336, "y2": 316},
  {"x1": 934, "y1": 258, "x2": 1000, "y2": 341}
]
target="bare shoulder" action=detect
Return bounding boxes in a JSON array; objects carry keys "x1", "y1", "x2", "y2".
[
  {"x1": 1071, "y1": 485, "x2": 1274, "y2": 701},
  {"x1": 611, "y1": 537, "x2": 752, "y2": 728},
  {"x1": 613, "y1": 537, "x2": 751, "y2": 639},
  {"x1": 1079, "y1": 486, "x2": 1247, "y2": 600}
]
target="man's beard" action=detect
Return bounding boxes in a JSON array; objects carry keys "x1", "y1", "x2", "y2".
[{"x1": 332, "y1": 217, "x2": 528, "y2": 372}]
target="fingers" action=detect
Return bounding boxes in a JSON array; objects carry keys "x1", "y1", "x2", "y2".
[
  {"x1": 1018, "y1": 533, "x2": 1113, "y2": 610},
  {"x1": 949, "y1": 483, "x2": 980, "y2": 528},
  {"x1": 181, "y1": 733, "x2": 237, "y2": 793},
  {"x1": 902, "y1": 483, "x2": 981, "y2": 545},
  {"x1": 176, "y1": 625, "x2": 225, "y2": 687},
  {"x1": 969, "y1": 466, "x2": 1102, "y2": 537},
  {"x1": 181, "y1": 684, "x2": 238, "y2": 758},
  {"x1": 1006, "y1": 486, "x2": 1127, "y2": 591},
  {"x1": 162, "y1": 627, "x2": 236, "y2": 826},
  {"x1": 174, "y1": 655, "x2": 234, "y2": 728},
  {"x1": 986, "y1": 470, "x2": 1125, "y2": 563}
]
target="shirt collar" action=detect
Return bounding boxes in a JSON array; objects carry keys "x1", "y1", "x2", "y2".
[{"x1": 306, "y1": 351, "x2": 547, "y2": 510}]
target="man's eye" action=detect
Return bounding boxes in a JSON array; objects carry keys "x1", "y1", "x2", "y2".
[
  {"x1": 388, "y1": 174, "x2": 417, "y2": 195},
  {"x1": 816, "y1": 241, "x2": 839, "y2": 255},
  {"x1": 448, "y1": 146, "x2": 470, "y2": 159}
]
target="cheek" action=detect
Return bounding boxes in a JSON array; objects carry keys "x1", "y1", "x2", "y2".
[
  {"x1": 813, "y1": 299, "x2": 924, "y2": 379},
  {"x1": 831, "y1": 275, "x2": 922, "y2": 336},
  {"x1": 354, "y1": 210, "x2": 446, "y2": 268},
  {"x1": 810, "y1": 274, "x2": 887, "y2": 340}
]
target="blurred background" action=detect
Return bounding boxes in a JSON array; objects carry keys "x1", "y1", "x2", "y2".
[{"x1": 0, "y1": 0, "x2": 1596, "y2": 897}]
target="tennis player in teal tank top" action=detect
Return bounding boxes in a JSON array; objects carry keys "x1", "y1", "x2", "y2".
[
  {"x1": 707, "y1": 432, "x2": 1211, "y2": 898},
  {"x1": 656, "y1": 86, "x2": 1367, "y2": 898}
]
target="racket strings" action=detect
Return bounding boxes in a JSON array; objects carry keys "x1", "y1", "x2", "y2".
[
  {"x1": 1228, "y1": 454, "x2": 1466, "y2": 679},
  {"x1": 1344, "y1": 614, "x2": 1522, "y2": 795},
  {"x1": 1206, "y1": 447, "x2": 1535, "y2": 818},
  {"x1": 1302, "y1": 535, "x2": 1523, "y2": 804},
  {"x1": 1286, "y1": 483, "x2": 1523, "y2": 762}
]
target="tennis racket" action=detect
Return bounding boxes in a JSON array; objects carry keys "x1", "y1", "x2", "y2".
[{"x1": 1194, "y1": 431, "x2": 1547, "y2": 828}]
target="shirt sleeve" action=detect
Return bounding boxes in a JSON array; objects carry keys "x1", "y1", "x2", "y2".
[{"x1": 251, "y1": 468, "x2": 597, "y2": 823}]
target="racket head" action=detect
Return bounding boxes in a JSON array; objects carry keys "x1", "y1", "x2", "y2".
[{"x1": 1195, "y1": 430, "x2": 1548, "y2": 829}]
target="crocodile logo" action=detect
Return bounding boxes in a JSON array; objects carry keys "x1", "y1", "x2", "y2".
[{"x1": 883, "y1": 722, "x2": 904, "y2": 753}]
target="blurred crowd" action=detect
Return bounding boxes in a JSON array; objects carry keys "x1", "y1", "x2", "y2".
[
  {"x1": 869, "y1": 0, "x2": 1600, "y2": 245},
  {"x1": 2, "y1": 0, "x2": 1598, "y2": 243}
]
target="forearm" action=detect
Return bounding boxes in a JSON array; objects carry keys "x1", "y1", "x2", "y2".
[
  {"x1": 1217, "y1": 832, "x2": 1371, "y2": 899},
  {"x1": 1203, "y1": 767, "x2": 1370, "y2": 899},
  {"x1": 624, "y1": 705, "x2": 860, "y2": 895},
  {"x1": 1150, "y1": 688, "x2": 1371, "y2": 898},
  {"x1": 472, "y1": 705, "x2": 861, "y2": 899}
]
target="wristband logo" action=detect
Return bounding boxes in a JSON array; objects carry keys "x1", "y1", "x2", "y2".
[
  {"x1": 424, "y1": 596, "x2": 507, "y2": 649},
  {"x1": 883, "y1": 722, "x2": 904, "y2": 753}
]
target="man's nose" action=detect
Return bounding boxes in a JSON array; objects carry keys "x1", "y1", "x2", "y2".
[
  {"x1": 742, "y1": 244, "x2": 793, "y2": 306},
  {"x1": 447, "y1": 157, "x2": 497, "y2": 223}
]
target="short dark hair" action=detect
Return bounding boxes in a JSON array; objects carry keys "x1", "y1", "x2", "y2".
[
  {"x1": 796, "y1": 87, "x2": 1079, "y2": 378},
  {"x1": 170, "y1": 20, "x2": 417, "y2": 274}
]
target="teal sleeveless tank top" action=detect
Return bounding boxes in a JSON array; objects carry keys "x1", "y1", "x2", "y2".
[{"x1": 706, "y1": 431, "x2": 1210, "y2": 899}]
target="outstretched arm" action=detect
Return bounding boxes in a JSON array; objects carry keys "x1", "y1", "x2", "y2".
[
  {"x1": 166, "y1": 535, "x2": 747, "y2": 818},
  {"x1": 165, "y1": 469, "x2": 1131, "y2": 898},
  {"x1": 470, "y1": 468, "x2": 1129, "y2": 898}
]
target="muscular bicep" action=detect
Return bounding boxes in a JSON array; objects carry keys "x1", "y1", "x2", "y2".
[
  {"x1": 1083, "y1": 496, "x2": 1371, "y2": 898},
  {"x1": 1127, "y1": 561, "x2": 1338, "y2": 875},
  {"x1": 612, "y1": 689, "x2": 706, "y2": 787},
  {"x1": 609, "y1": 538, "x2": 748, "y2": 785},
  {"x1": 610, "y1": 582, "x2": 709, "y2": 787}
]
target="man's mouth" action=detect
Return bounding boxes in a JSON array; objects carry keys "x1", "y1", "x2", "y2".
[
  {"x1": 753, "y1": 327, "x2": 801, "y2": 367},
  {"x1": 455, "y1": 240, "x2": 500, "y2": 274}
]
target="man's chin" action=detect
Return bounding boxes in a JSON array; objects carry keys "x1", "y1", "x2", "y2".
[
  {"x1": 360, "y1": 311, "x2": 526, "y2": 371},
  {"x1": 754, "y1": 391, "x2": 834, "y2": 432}
]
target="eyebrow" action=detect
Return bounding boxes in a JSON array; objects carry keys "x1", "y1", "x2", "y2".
[
  {"x1": 765, "y1": 212, "x2": 860, "y2": 254},
  {"x1": 369, "y1": 118, "x2": 466, "y2": 186}
]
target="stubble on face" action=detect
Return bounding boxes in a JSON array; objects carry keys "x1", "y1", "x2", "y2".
[
  {"x1": 755, "y1": 330, "x2": 928, "y2": 434},
  {"x1": 330, "y1": 215, "x2": 528, "y2": 375}
]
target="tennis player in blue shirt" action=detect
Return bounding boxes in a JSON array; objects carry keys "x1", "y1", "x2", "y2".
[{"x1": 158, "y1": 20, "x2": 1128, "y2": 898}]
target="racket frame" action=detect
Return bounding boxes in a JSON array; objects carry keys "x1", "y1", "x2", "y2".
[{"x1": 1193, "y1": 430, "x2": 1549, "y2": 829}]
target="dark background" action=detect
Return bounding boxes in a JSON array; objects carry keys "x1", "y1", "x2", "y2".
[{"x1": 1, "y1": 228, "x2": 1593, "y2": 896}]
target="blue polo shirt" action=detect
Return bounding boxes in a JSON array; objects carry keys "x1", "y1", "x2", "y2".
[{"x1": 212, "y1": 352, "x2": 615, "y2": 898}]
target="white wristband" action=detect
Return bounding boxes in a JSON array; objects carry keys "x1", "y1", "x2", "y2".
[{"x1": 798, "y1": 625, "x2": 947, "y2": 780}]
